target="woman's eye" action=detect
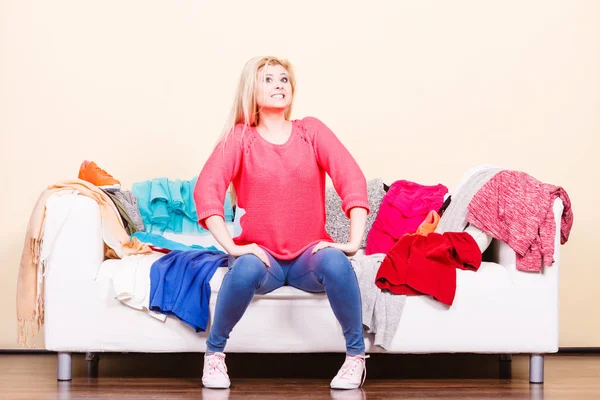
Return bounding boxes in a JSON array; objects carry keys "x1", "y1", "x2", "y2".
[
  {"x1": 265, "y1": 77, "x2": 272, "y2": 83},
  {"x1": 281, "y1": 77, "x2": 288, "y2": 83}
]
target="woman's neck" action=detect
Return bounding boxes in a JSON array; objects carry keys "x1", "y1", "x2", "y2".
[{"x1": 256, "y1": 109, "x2": 287, "y2": 133}]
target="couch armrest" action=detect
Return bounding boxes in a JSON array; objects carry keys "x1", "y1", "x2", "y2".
[
  {"x1": 485, "y1": 197, "x2": 564, "y2": 284},
  {"x1": 43, "y1": 194, "x2": 105, "y2": 350}
]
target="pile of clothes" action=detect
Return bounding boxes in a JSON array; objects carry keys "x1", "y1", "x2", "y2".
[
  {"x1": 16, "y1": 160, "x2": 232, "y2": 346},
  {"x1": 327, "y1": 165, "x2": 573, "y2": 305},
  {"x1": 324, "y1": 165, "x2": 573, "y2": 349},
  {"x1": 85, "y1": 164, "x2": 233, "y2": 334},
  {"x1": 17, "y1": 160, "x2": 574, "y2": 351}
]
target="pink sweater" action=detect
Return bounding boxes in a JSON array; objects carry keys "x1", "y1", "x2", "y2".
[
  {"x1": 194, "y1": 117, "x2": 370, "y2": 260},
  {"x1": 466, "y1": 170, "x2": 573, "y2": 272},
  {"x1": 365, "y1": 180, "x2": 448, "y2": 255}
]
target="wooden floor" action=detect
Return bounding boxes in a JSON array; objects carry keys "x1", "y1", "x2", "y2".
[{"x1": 0, "y1": 353, "x2": 598, "y2": 399}]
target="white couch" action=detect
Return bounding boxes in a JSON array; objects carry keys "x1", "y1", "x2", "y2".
[{"x1": 42, "y1": 193, "x2": 564, "y2": 383}]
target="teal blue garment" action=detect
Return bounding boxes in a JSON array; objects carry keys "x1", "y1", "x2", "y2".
[
  {"x1": 132, "y1": 176, "x2": 233, "y2": 234},
  {"x1": 132, "y1": 232, "x2": 219, "y2": 252}
]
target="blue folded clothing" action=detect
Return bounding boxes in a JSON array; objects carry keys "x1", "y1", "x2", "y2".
[
  {"x1": 131, "y1": 232, "x2": 218, "y2": 252},
  {"x1": 132, "y1": 176, "x2": 233, "y2": 235},
  {"x1": 149, "y1": 250, "x2": 228, "y2": 332}
]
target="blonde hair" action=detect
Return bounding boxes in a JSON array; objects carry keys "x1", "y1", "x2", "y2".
[{"x1": 219, "y1": 56, "x2": 297, "y2": 205}]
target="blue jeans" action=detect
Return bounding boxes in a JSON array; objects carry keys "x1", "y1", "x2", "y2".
[{"x1": 206, "y1": 245, "x2": 365, "y2": 355}]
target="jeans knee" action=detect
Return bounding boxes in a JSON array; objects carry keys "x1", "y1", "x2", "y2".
[
  {"x1": 228, "y1": 255, "x2": 267, "y2": 287},
  {"x1": 315, "y1": 248, "x2": 352, "y2": 278}
]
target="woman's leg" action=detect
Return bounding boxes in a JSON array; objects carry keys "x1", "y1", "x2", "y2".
[
  {"x1": 206, "y1": 253, "x2": 284, "y2": 353},
  {"x1": 287, "y1": 246, "x2": 365, "y2": 355}
]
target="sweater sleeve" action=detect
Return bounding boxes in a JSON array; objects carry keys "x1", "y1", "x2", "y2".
[
  {"x1": 194, "y1": 125, "x2": 244, "y2": 229},
  {"x1": 304, "y1": 117, "x2": 370, "y2": 217}
]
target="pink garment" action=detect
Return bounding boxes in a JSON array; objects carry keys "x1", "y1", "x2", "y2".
[
  {"x1": 466, "y1": 170, "x2": 573, "y2": 272},
  {"x1": 365, "y1": 180, "x2": 448, "y2": 255},
  {"x1": 194, "y1": 117, "x2": 370, "y2": 260}
]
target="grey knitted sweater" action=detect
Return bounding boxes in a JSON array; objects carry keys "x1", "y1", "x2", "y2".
[
  {"x1": 113, "y1": 190, "x2": 145, "y2": 232},
  {"x1": 350, "y1": 253, "x2": 406, "y2": 350},
  {"x1": 435, "y1": 165, "x2": 502, "y2": 234},
  {"x1": 325, "y1": 179, "x2": 385, "y2": 248}
]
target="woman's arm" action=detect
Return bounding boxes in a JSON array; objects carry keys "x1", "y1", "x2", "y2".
[
  {"x1": 194, "y1": 127, "x2": 271, "y2": 266},
  {"x1": 304, "y1": 117, "x2": 371, "y2": 254},
  {"x1": 313, "y1": 207, "x2": 367, "y2": 255},
  {"x1": 194, "y1": 128, "x2": 243, "y2": 230},
  {"x1": 205, "y1": 214, "x2": 271, "y2": 267},
  {"x1": 205, "y1": 215, "x2": 237, "y2": 253},
  {"x1": 348, "y1": 206, "x2": 368, "y2": 251},
  {"x1": 306, "y1": 117, "x2": 371, "y2": 218}
]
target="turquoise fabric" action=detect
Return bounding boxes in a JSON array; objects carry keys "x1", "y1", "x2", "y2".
[
  {"x1": 132, "y1": 176, "x2": 233, "y2": 234},
  {"x1": 131, "y1": 232, "x2": 219, "y2": 252}
]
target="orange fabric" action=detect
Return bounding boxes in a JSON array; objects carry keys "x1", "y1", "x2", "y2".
[
  {"x1": 78, "y1": 160, "x2": 121, "y2": 187},
  {"x1": 17, "y1": 179, "x2": 151, "y2": 347},
  {"x1": 414, "y1": 210, "x2": 440, "y2": 236}
]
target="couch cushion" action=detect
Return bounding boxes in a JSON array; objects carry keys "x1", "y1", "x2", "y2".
[
  {"x1": 100, "y1": 254, "x2": 511, "y2": 304},
  {"x1": 108, "y1": 223, "x2": 512, "y2": 301}
]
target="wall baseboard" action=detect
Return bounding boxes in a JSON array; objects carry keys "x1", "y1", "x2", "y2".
[
  {"x1": 0, "y1": 349, "x2": 50, "y2": 353},
  {"x1": 558, "y1": 347, "x2": 600, "y2": 353},
  {"x1": 1, "y1": 348, "x2": 599, "y2": 354}
]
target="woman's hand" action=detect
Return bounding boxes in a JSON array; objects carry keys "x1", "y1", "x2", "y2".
[
  {"x1": 228, "y1": 243, "x2": 271, "y2": 267},
  {"x1": 312, "y1": 241, "x2": 360, "y2": 256},
  {"x1": 311, "y1": 207, "x2": 368, "y2": 256}
]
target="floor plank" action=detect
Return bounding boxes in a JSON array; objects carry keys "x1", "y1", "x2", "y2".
[{"x1": 0, "y1": 353, "x2": 598, "y2": 399}]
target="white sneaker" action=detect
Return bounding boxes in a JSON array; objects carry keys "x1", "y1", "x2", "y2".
[
  {"x1": 202, "y1": 352, "x2": 231, "y2": 389},
  {"x1": 202, "y1": 388, "x2": 231, "y2": 399},
  {"x1": 330, "y1": 354, "x2": 370, "y2": 390},
  {"x1": 330, "y1": 389, "x2": 366, "y2": 400}
]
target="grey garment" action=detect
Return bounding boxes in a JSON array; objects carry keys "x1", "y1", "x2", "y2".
[
  {"x1": 325, "y1": 179, "x2": 386, "y2": 248},
  {"x1": 435, "y1": 165, "x2": 503, "y2": 234},
  {"x1": 114, "y1": 190, "x2": 145, "y2": 232},
  {"x1": 350, "y1": 253, "x2": 406, "y2": 350}
]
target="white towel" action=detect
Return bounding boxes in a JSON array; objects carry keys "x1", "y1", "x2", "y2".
[{"x1": 111, "y1": 253, "x2": 167, "y2": 322}]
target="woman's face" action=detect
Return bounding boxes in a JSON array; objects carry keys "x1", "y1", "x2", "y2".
[{"x1": 255, "y1": 64, "x2": 293, "y2": 111}]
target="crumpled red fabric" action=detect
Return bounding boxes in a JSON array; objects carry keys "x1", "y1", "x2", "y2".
[{"x1": 376, "y1": 232, "x2": 482, "y2": 306}]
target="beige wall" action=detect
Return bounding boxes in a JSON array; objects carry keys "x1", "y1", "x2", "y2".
[{"x1": 1, "y1": 1, "x2": 598, "y2": 349}]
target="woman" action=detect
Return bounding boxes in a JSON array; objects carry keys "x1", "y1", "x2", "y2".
[{"x1": 194, "y1": 56, "x2": 370, "y2": 390}]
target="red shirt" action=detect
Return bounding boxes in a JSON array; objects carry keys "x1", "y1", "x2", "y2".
[
  {"x1": 194, "y1": 117, "x2": 370, "y2": 260},
  {"x1": 375, "y1": 232, "x2": 482, "y2": 306}
]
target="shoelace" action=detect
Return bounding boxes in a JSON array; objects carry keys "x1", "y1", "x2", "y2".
[
  {"x1": 207, "y1": 353, "x2": 228, "y2": 376},
  {"x1": 338, "y1": 354, "x2": 370, "y2": 387}
]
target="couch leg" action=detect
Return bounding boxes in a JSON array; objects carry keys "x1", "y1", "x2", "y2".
[
  {"x1": 499, "y1": 354, "x2": 512, "y2": 379},
  {"x1": 529, "y1": 354, "x2": 544, "y2": 384},
  {"x1": 85, "y1": 352, "x2": 100, "y2": 378},
  {"x1": 57, "y1": 352, "x2": 72, "y2": 381}
]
